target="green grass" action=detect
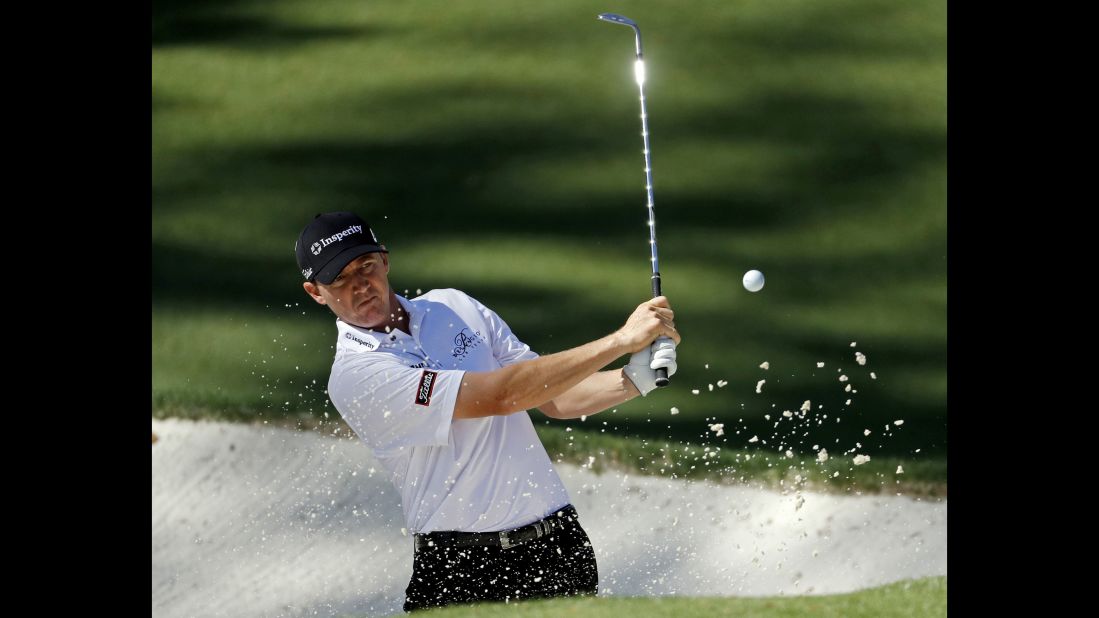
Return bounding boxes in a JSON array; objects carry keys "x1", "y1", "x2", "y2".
[
  {"x1": 368, "y1": 576, "x2": 946, "y2": 618},
  {"x1": 154, "y1": 0, "x2": 946, "y2": 483}
]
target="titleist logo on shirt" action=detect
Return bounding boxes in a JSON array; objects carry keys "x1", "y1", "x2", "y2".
[{"x1": 415, "y1": 370, "x2": 438, "y2": 406}]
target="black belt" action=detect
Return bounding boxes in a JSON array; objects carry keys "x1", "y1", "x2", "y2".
[{"x1": 414, "y1": 504, "x2": 578, "y2": 553}]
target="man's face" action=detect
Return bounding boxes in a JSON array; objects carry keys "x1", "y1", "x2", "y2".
[{"x1": 303, "y1": 251, "x2": 394, "y2": 329}]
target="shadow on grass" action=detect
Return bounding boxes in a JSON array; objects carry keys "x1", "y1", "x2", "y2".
[
  {"x1": 153, "y1": 85, "x2": 943, "y2": 234},
  {"x1": 153, "y1": 0, "x2": 383, "y2": 49}
]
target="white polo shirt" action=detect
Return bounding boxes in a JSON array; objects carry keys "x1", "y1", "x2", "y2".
[{"x1": 327, "y1": 289, "x2": 572, "y2": 534}]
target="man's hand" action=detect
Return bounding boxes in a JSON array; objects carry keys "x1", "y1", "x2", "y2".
[
  {"x1": 618, "y1": 297, "x2": 680, "y2": 396},
  {"x1": 623, "y1": 337, "x2": 678, "y2": 396},
  {"x1": 615, "y1": 296, "x2": 680, "y2": 352}
]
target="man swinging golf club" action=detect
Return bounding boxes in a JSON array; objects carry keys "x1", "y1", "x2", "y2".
[{"x1": 295, "y1": 210, "x2": 680, "y2": 611}]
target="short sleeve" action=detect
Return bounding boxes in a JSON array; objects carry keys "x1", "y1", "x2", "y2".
[{"x1": 328, "y1": 358, "x2": 465, "y2": 456}]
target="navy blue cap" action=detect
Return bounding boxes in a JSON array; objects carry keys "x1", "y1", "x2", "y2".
[{"x1": 295, "y1": 212, "x2": 387, "y2": 284}]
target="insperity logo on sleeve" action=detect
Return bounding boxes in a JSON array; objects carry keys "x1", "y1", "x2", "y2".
[{"x1": 414, "y1": 370, "x2": 438, "y2": 406}]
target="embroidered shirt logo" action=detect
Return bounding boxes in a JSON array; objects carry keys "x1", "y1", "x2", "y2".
[
  {"x1": 344, "y1": 332, "x2": 377, "y2": 350},
  {"x1": 310, "y1": 225, "x2": 364, "y2": 255},
  {"x1": 415, "y1": 370, "x2": 438, "y2": 406},
  {"x1": 451, "y1": 328, "x2": 484, "y2": 360}
]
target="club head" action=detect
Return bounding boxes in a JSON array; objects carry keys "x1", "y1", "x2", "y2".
[
  {"x1": 597, "y1": 13, "x2": 637, "y2": 28},
  {"x1": 597, "y1": 13, "x2": 643, "y2": 57}
]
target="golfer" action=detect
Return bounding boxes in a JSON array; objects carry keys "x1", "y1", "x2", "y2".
[{"x1": 295, "y1": 212, "x2": 680, "y2": 611}]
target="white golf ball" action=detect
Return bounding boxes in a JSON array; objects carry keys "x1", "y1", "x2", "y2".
[{"x1": 743, "y1": 269, "x2": 765, "y2": 292}]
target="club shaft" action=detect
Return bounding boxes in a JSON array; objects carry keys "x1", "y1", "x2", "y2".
[
  {"x1": 638, "y1": 78, "x2": 660, "y2": 288},
  {"x1": 637, "y1": 55, "x2": 669, "y2": 386}
]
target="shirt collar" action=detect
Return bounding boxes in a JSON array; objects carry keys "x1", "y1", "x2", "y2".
[{"x1": 335, "y1": 294, "x2": 424, "y2": 349}]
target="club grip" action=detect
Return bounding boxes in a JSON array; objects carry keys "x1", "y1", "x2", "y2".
[
  {"x1": 651, "y1": 271, "x2": 669, "y2": 387},
  {"x1": 654, "y1": 367, "x2": 669, "y2": 387}
]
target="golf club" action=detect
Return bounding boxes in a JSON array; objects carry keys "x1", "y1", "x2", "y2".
[{"x1": 597, "y1": 12, "x2": 671, "y2": 387}]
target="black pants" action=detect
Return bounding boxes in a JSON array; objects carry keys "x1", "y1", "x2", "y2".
[{"x1": 403, "y1": 505, "x2": 599, "y2": 612}]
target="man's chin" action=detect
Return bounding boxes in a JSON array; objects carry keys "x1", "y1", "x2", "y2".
[{"x1": 356, "y1": 307, "x2": 387, "y2": 329}]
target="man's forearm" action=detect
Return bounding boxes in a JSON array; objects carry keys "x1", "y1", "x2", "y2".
[
  {"x1": 454, "y1": 297, "x2": 679, "y2": 420},
  {"x1": 465, "y1": 334, "x2": 628, "y2": 416},
  {"x1": 538, "y1": 369, "x2": 640, "y2": 419}
]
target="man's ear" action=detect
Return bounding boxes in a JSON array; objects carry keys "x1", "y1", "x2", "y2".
[
  {"x1": 303, "y1": 281, "x2": 327, "y2": 305},
  {"x1": 380, "y1": 248, "x2": 390, "y2": 273}
]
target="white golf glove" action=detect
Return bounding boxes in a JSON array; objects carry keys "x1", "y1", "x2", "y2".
[{"x1": 624, "y1": 336, "x2": 678, "y2": 396}]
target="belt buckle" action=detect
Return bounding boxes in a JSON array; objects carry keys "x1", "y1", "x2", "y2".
[{"x1": 499, "y1": 531, "x2": 513, "y2": 550}]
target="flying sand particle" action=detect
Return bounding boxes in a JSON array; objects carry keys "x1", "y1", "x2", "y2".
[
  {"x1": 855, "y1": 352, "x2": 866, "y2": 365},
  {"x1": 760, "y1": 362, "x2": 770, "y2": 370},
  {"x1": 853, "y1": 454, "x2": 871, "y2": 465},
  {"x1": 756, "y1": 380, "x2": 766, "y2": 393}
]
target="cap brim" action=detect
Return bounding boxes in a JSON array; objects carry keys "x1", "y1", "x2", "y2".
[{"x1": 314, "y1": 244, "x2": 387, "y2": 284}]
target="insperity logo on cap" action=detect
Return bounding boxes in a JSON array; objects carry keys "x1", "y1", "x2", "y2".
[
  {"x1": 310, "y1": 224, "x2": 364, "y2": 255},
  {"x1": 295, "y1": 212, "x2": 387, "y2": 284}
]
